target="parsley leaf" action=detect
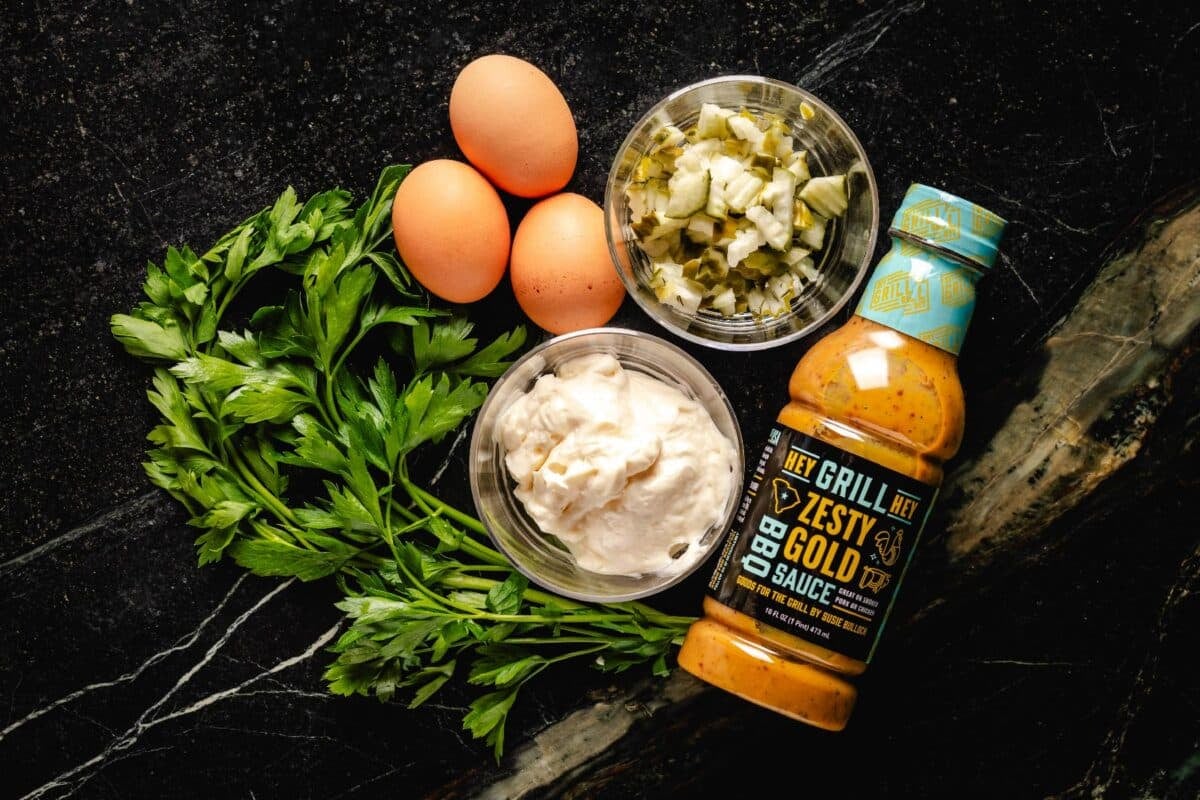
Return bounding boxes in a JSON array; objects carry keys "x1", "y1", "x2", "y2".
[{"x1": 229, "y1": 538, "x2": 348, "y2": 581}]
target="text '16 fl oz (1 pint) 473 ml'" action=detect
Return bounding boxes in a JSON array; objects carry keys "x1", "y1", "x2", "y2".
[{"x1": 677, "y1": 183, "x2": 1008, "y2": 730}]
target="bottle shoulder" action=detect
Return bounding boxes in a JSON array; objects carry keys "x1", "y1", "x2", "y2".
[{"x1": 784, "y1": 316, "x2": 966, "y2": 471}]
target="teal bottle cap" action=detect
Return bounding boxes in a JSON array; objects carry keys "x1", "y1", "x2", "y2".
[{"x1": 890, "y1": 183, "x2": 1007, "y2": 270}]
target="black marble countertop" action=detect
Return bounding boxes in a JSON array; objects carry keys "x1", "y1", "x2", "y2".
[{"x1": 3, "y1": 2, "x2": 1199, "y2": 798}]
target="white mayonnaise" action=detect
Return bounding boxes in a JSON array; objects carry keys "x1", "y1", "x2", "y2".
[{"x1": 495, "y1": 353, "x2": 738, "y2": 576}]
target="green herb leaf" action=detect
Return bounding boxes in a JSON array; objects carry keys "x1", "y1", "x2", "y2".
[
  {"x1": 111, "y1": 314, "x2": 189, "y2": 361},
  {"x1": 409, "y1": 662, "x2": 455, "y2": 707},
  {"x1": 224, "y1": 225, "x2": 254, "y2": 282},
  {"x1": 468, "y1": 646, "x2": 545, "y2": 688},
  {"x1": 194, "y1": 303, "x2": 219, "y2": 345},
  {"x1": 486, "y1": 573, "x2": 528, "y2": 616},
  {"x1": 323, "y1": 264, "x2": 376, "y2": 358},
  {"x1": 196, "y1": 499, "x2": 257, "y2": 529},
  {"x1": 278, "y1": 414, "x2": 349, "y2": 475},
  {"x1": 411, "y1": 317, "x2": 478, "y2": 373},
  {"x1": 365, "y1": 251, "x2": 413, "y2": 295},
  {"x1": 229, "y1": 539, "x2": 348, "y2": 581},
  {"x1": 194, "y1": 525, "x2": 238, "y2": 565},
  {"x1": 401, "y1": 374, "x2": 488, "y2": 453},
  {"x1": 217, "y1": 330, "x2": 263, "y2": 367},
  {"x1": 223, "y1": 382, "x2": 313, "y2": 424},
  {"x1": 145, "y1": 370, "x2": 210, "y2": 454},
  {"x1": 254, "y1": 293, "x2": 316, "y2": 360},
  {"x1": 360, "y1": 302, "x2": 444, "y2": 332},
  {"x1": 324, "y1": 482, "x2": 383, "y2": 534},
  {"x1": 463, "y1": 688, "x2": 520, "y2": 762},
  {"x1": 170, "y1": 353, "x2": 248, "y2": 395},
  {"x1": 449, "y1": 327, "x2": 529, "y2": 377}
]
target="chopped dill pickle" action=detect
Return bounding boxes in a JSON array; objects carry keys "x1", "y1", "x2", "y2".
[
  {"x1": 631, "y1": 216, "x2": 658, "y2": 239},
  {"x1": 799, "y1": 175, "x2": 848, "y2": 218},
  {"x1": 654, "y1": 125, "x2": 686, "y2": 148},
  {"x1": 632, "y1": 155, "x2": 664, "y2": 183},
  {"x1": 793, "y1": 198, "x2": 815, "y2": 230},
  {"x1": 651, "y1": 147, "x2": 683, "y2": 170},
  {"x1": 786, "y1": 150, "x2": 810, "y2": 182},
  {"x1": 666, "y1": 168, "x2": 710, "y2": 218},
  {"x1": 697, "y1": 103, "x2": 733, "y2": 139},
  {"x1": 798, "y1": 214, "x2": 828, "y2": 251},
  {"x1": 625, "y1": 102, "x2": 852, "y2": 321},
  {"x1": 741, "y1": 250, "x2": 781, "y2": 275},
  {"x1": 751, "y1": 152, "x2": 779, "y2": 170},
  {"x1": 710, "y1": 286, "x2": 736, "y2": 316},
  {"x1": 697, "y1": 252, "x2": 729, "y2": 283}
]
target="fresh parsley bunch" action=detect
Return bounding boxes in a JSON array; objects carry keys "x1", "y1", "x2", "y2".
[{"x1": 110, "y1": 165, "x2": 695, "y2": 758}]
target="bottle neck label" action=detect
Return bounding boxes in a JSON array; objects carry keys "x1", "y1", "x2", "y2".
[{"x1": 854, "y1": 238, "x2": 982, "y2": 355}]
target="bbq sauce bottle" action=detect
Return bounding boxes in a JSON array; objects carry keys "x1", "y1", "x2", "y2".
[{"x1": 677, "y1": 184, "x2": 1007, "y2": 729}]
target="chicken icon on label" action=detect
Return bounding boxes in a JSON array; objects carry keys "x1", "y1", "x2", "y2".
[{"x1": 874, "y1": 529, "x2": 903, "y2": 567}]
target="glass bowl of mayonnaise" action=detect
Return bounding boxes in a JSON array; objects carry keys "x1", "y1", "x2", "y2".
[{"x1": 469, "y1": 327, "x2": 744, "y2": 603}]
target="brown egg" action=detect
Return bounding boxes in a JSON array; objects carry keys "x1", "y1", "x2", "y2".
[
  {"x1": 510, "y1": 193, "x2": 626, "y2": 334},
  {"x1": 449, "y1": 54, "x2": 578, "y2": 198},
  {"x1": 391, "y1": 159, "x2": 510, "y2": 304}
]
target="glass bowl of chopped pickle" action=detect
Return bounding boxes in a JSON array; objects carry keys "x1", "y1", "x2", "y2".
[{"x1": 604, "y1": 75, "x2": 879, "y2": 351}]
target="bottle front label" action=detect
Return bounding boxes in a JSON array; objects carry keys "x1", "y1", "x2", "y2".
[{"x1": 707, "y1": 425, "x2": 937, "y2": 662}]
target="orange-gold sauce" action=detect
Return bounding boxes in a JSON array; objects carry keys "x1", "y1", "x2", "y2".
[{"x1": 678, "y1": 316, "x2": 966, "y2": 729}]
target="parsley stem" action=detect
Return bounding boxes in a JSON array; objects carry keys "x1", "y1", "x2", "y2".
[
  {"x1": 392, "y1": 550, "x2": 503, "y2": 618},
  {"x1": 489, "y1": 612, "x2": 628, "y2": 625},
  {"x1": 370, "y1": 229, "x2": 393, "y2": 251},
  {"x1": 209, "y1": 280, "x2": 241, "y2": 341},
  {"x1": 395, "y1": 561, "x2": 630, "y2": 625},
  {"x1": 189, "y1": 387, "x2": 316, "y2": 552},
  {"x1": 402, "y1": 480, "x2": 488, "y2": 537},
  {"x1": 394, "y1": 468, "x2": 510, "y2": 567},
  {"x1": 227, "y1": 449, "x2": 315, "y2": 550},
  {"x1": 387, "y1": 497, "x2": 507, "y2": 568},
  {"x1": 330, "y1": 327, "x2": 369, "y2": 378},
  {"x1": 542, "y1": 643, "x2": 608, "y2": 665},
  {"x1": 310, "y1": 387, "x2": 339, "y2": 432},
  {"x1": 322, "y1": 372, "x2": 345, "y2": 429},
  {"x1": 357, "y1": 552, "x2": 390, "y2": 567},
  {"x1": 440, "y1": 572, "x2": 697, "y2": 627},
  {"x1": 383, "y1": 483, "x2": 395, "y2": 546},
  {"x1": 499, "y1": 637, "x2": 612, "y2": 646}
]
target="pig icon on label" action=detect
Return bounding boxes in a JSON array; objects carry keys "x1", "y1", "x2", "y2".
[{"x1": 859, "y1": 567, "x2": 891, "y2": 594}]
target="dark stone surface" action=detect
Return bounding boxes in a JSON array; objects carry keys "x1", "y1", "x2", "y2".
[{"x1": 2, "y1": 1, "x2": 1198, "y2": 798}]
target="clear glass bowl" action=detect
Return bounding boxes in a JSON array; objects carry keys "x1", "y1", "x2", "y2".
[
  {"x1": 604, "y1": 74, "x2": 879, "y2": 351},
  {"x1": 468, "y1": 327, "x2": 745, "y2": 603}
]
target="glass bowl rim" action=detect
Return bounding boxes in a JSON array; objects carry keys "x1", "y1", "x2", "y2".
[
  {"x1": 467, "y1": 325, "x2": 746, "y2": 603},
  {"x1": 602, "y1": 73, "x2": 881, "y2": 352}
]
